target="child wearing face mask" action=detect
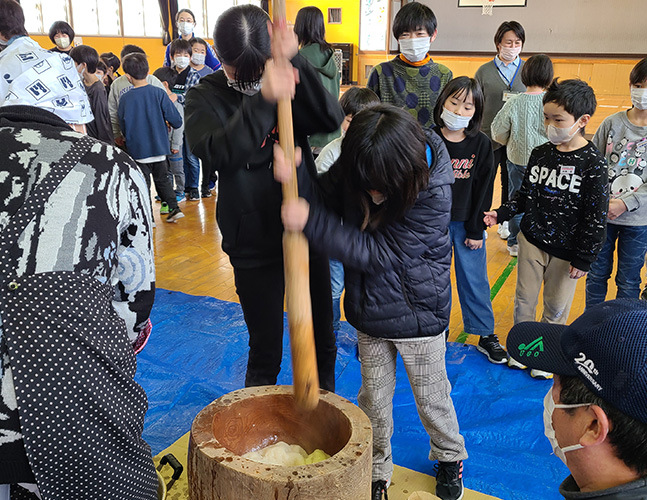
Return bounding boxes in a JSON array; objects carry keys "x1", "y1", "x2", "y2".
[
  {"x1": 485, "y1": 79, "x2": 608, "y2": 379},
  {"x1": 169, "y1": 38, "x2": 202, "y2": 200},
  {"x1": 433, "y1": 77, "x2": 507, "y2": 366},
  {"x1": 48, "y1": 20, "x2": 74, "y2": 53},
  {"x1": 189, "y1": 38, "x2": 214, "y2": 78},
  {"x1": 585, "y1": 58, "x2": 647, "y2": 308},
  {"x1": 163, "y1": 8, "x2": 221, "y2": 71},
  {"x1": 367, "y1": 2, "x2": 452, "y2": 131},
  {"x1": 277, "y1": 105, "x2": 467, "y2": 500}
]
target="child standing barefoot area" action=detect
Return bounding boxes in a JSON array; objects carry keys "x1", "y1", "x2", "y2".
[
  {"x1": 277, "y1": 105, "x2": 467, "y2": 500},
  {"x1": 433, "y1": 77, "x2": 507, "y2": 365}
]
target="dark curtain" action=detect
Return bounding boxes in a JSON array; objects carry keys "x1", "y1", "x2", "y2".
[{"x1": 158, "y1": 0, "x2": 178, "y2": 45}]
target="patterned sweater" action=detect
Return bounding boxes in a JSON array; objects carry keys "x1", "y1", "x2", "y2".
[
  {"x1": 496, "y1": 141, "x2": 609, "y2": 271},
  {"x1": 367, "y1": 56, "x2": 452, "y2": 131},
  {"x1": 491, "y1": 92, "x2": 548, "y2": 166},
  {"x1": 0, "y1": 105, "x2": 155, "y2": 477}
]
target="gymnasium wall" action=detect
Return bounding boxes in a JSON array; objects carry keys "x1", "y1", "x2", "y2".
[{"x1": 419, "y1": 0, "x2": 647, "y2": 55}]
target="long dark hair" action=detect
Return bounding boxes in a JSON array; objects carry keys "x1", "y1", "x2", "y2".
[
  {"x1": 338, "y1": 105, "x2": 429, "y2": 231},
  {"x1": 433, "y1": 76, "x2": 485, "y2": 138},
  {"x1": 294, "y1": 7, "x2": 331, "y2": 51},
  {"x1": 213, "y1": 5, "x2": 271, "y2": 89}
]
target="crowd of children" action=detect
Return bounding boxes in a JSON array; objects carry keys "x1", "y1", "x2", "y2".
[{"x1": 2, "y1": 1, "x2": 647, "y2": 499}]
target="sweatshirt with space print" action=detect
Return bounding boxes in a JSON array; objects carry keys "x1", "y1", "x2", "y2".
[
  {"x1": 496, "y1": 141, "x2": 609, "y2": 272},
  {"x1": 592, "y1": 111, "x2": 647, "y2": 227}
]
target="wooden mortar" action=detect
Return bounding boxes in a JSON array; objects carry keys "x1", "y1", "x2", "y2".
[{"x1": 188, "y1": 385, "x2": 372, "y2": 499}]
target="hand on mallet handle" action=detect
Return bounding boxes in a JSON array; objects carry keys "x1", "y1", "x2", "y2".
[
  {"x1": 483, "y1": 211, "x2": 498, "y2": 227},
  {"x1": 274, "y1": 144, "x2": 309, "y2": 232}
]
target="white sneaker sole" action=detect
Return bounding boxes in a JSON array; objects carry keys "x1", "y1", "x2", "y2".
[
  {"x1": 166, "y1": 212, "x2": 185, "y2": 223},
  {"x1": 507, "y1": 357, "x2": 527, "y2": 370},
  {"x1": 476, "y1": 345, "x2": 508, "y2": 364},
  {"x1": 530, "y1": 369, "x2": 553, "y2": 379}
]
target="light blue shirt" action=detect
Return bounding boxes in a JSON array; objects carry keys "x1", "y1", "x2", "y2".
[{"x1": 494, "y1": 55, "x2": 520, "y2": 87}]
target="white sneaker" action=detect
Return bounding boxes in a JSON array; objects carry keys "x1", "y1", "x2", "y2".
[
  {"x1": 508, "y1": 357, "x2": 527, "y2": 370},
  {"x1": 530, "y1": 369, "x2": 553, "y2": 379},
  {"x1": 497, "y1": 221, "x2": 510, "y2": 240},
  {"x1": 507, "y1": 244, "x2": 518, "y2": 257}
]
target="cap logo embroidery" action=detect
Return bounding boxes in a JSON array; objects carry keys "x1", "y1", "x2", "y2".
[
  {"x1": 518, "y1": 337, "x2": 544, "y2": 358},
  {"x1": 574, "y1": 352, "x2": 603, "y2": 391}
]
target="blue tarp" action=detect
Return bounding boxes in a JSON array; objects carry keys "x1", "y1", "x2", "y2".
[{"x1": 135, "y1": 289, "x2": 569, "y2": 500}]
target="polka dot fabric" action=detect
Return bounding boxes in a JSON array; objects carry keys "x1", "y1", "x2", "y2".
[{"x1": 0, "y1": 136, "x2": 157, "y2": 499}]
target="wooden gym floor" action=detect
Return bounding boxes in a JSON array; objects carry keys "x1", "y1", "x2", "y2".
[{"x1": 152, "y1": 95, "x2": 635, "y2": 350}]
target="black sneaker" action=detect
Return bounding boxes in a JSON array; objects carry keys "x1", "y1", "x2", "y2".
[
  {"x1": 477, "y1": 334, "x2": 508, "y2": 364},
  {"x1": 201, "y1": 189, "x2": 213, "y2": 198},
  {"x1": 435, "y1": 460, "x2": 464, "y2": 500},
  {"x1": 188, "y1": 189, "x2": 200, "y2": 201},
  {"x1": 371, "y1": 480, "x2": 388, "y2": 500},
  {"x1": 166, "y1": 208, "x2": 184, "y2": 223}
]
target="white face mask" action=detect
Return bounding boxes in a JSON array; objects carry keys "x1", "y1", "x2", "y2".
[
  {"x1": 543, "y1": 389, "x2": 589, "y2": 466},
  {"x1": 631, "y1": 87, "x2": 647, "y2": 110},
  {"x1": 55, "y1": 36, "x2": 70, "y2": 49},
  {"x1": 546, "y1": 120, "x2": 582, "y2": 145},
  {"x1": 441, "y1": 107, "x2": 472, "y2": 131},
  {"x1": 399, "y1": 37, "x2": 430, "y2": 63},
  {"x1": 191, "y1": 53, "x2": 206, "y2": 66},
  {"x1": 369, "y1": 191, "x2": 386, "y2": 205},
  {"x1": 177, "y1": 22, "x2": 194, "y2": 37},
  {"x1": 499, "y1": 46, "x2": 521, "y2": 62},
  {"x1": 223, "y1": 67, "x2": 261, "y2": 96},
  {"x1": 174, "y1": 56, "x2": 190, "y2": 70},
  {"x1": 75, "y1": 64, "x2": 85, "y2": 78}
]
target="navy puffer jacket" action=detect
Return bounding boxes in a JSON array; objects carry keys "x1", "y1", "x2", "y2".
[{"x1": 304, "y1": 130, "x2": 454, "y2": 339}]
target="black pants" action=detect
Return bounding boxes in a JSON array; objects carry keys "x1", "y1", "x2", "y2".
[
  {"x1": 233, "y1": 255, "x2": 337, "y2": 392},
  {"x1": 493, "y1": 147, "x2": 508, "y2": 205},
  {"x1": 200, "y1": 162, "x2": 218, "y2": 194},
  {"x1": 136, "y1": 159, "x2": 178, "y2": 210}
]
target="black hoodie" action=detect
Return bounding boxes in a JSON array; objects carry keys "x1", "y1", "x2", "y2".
[{"x1": 184, "y1": 54, "x2": 344, "y2": 268}]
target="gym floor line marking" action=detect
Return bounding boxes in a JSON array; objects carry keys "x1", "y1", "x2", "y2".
[{"x1": 456, "y1": 257, "x2": 518, "y2": 344}]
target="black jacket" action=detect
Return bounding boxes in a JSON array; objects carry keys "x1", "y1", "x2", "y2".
[
  {"x1": 303, "y1": 131, "x2": 454, "y2": 339},
  {"x1": 184, "y1": 54, "x2": 344, "y2": 268}
]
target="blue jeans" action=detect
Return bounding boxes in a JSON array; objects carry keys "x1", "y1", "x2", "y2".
[
  {"x1": 330, "y1": 259, "x2": 344, "y2": 331},
  {"x1": 449, "y1": 221, "x2": 495, "y2": 336},
  {"x1": 585, "y1": 223, "x2": 647, "y2": 308},
  {"x1": 183, "y1": 136, "x2": 200, "y2": 191},
  {"x1": 507, "y1": 160, "x2": 526, "y2": 246}
]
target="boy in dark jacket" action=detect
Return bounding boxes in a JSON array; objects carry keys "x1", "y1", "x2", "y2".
[
  {"x1": 118, "y1": 52, "x2": 184, "y2": 222},
  {"x1": 485, "y1": 79, "x2": 608, "y2": 377},
  {"x1": 278, "y1": 105, "x2": 467, "y2": 500},
  {"x1": 184, "y1": 6, "x2": 343, "y2": 391}
]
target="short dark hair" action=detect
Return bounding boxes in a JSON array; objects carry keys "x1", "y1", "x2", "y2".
[
  {"x1": 170, "y1": 39, "x2": 192, "y2": 58},
  {"x1": 122, "y1": 52, "x2": 149, "y2": 80},
  {"x1": 544, "y1": 78, "x2": 597, "y2": 126},
  {"x1": 48, "y1": 20, "x2": 74, "y2": 44},
  {"x1": 100, "y1": 52, "x2": 120, "y2": 72},
  {"x1": 214, "y1": 5, "x2": 271, "y2": 90},
  {"x1": 521, "y1": 54, "x2": 554, "y2": 89},
  {"x1": 0, "y1": 0, "x2": 27, "y2": 39},
  {"x1": 392, "y1": 2, "x2": 437, "y2": 40},
  {"x1": 339, "y1": 87, "x2": 380, "y2": 117},
  {"x1": 70, "y1": 45, "x2": 99, "y2": 73},
  {"x1": 120, "y1": 44, "x2": 146, "y2": 59},
  {"x1": 96, "y1": 60, "x2": 107, "y2": 75},
  {"x1": 152, "y1": 66, "x2": 178, "y2": 87},
  {"x1": 294, "y1": 6, "x2": 331, "y2": 51},
  {"x1": 630, "y1": 58, "x2": 647, "y2": 86},
  {"x1": 494, "y1": 21, "x2": 525, "y2": 48},
  {"x1": 559, "y1": 375, "x2": 647, "y2": 477},
  {"x1": 433, "y1": 76, "x2": 485, "y2": 138},
  {"x1": 338, "y1": 104, "x2": 429, "y2": 230},
  {"x1": 189, "y1": 37, "x2": 208, "y2": 51},
  {"x1": 176, "y1": 8, "x2": 195, "y2": 23}
]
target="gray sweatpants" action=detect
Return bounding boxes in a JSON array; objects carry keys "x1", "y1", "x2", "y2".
[{"x1": 357, "y1": 331, "x2": 467, "y2": 482}]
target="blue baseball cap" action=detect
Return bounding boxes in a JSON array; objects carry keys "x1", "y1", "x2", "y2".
[{"x1": 508, "y1": 299, "x2": 647, "y2": 424}]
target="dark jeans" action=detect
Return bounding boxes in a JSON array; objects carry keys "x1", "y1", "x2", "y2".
[
  {"x1": 233, "y1": 256, "x2": 337, "y2": 392},
  {"x1": 136, "y1": 159, "x2": 178, "y2": 210},
  {"x1": 494, "y1": 146, "x2": 509, "y2": 205},
  {"x1": 506, "y1": 160, "x2": 526, "y2": 246},
  {"x1": 182, "y1": 136, "x2": 200, "y2": 191},
  {"x1": 585, "y1": 223, "x2": 647, "y2": 308}
]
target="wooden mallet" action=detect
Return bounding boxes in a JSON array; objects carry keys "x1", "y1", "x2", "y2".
[{"x1": 272, "y1": 0, "x2": 320, "y2": 411}]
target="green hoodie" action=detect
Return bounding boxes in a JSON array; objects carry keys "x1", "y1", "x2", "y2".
[{"x1": 299, "y1": 43, "x2": 341, "y2": 148}]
